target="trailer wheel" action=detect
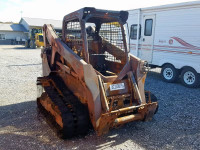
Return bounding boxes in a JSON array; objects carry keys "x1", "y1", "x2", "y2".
[
  {"x1": 161, "y1": 64, "x2": 178, "y2": 83},
  {"x1": 180, "y1": 67, "x2": 200, "y2": 88}
]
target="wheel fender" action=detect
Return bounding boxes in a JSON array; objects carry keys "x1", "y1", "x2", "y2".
[{"x1": 159, "y1": 59, "x2": 200, "y2": 73}]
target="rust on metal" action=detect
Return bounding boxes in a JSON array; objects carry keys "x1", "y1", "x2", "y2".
[{"x1": 37, "y1": 7, "x2": 158, "y2": 138}]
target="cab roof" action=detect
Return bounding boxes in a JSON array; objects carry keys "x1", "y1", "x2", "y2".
[{"x1": 63, "y1": 7, "x2": 129, "y2": 24}]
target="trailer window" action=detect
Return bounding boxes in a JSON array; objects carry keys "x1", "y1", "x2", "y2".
[
  {"x1": 144, "y1": 19, "x2": 153, "y2": 36},
  {"x1": 130, "y1": 24, "x2": 141, "y2": 40}
]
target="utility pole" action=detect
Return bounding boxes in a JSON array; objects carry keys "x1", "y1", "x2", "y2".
[{"x1": 20, "y1": 11, "x2": 23, "y2": 18}]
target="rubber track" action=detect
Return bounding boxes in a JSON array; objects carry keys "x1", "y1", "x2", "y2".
[
  {"x1": 51, "y1": 75, "x2": 90, "y2": 136},
  {"x1": 37, "y1": 75, "x2": 90, "y2": 138}
]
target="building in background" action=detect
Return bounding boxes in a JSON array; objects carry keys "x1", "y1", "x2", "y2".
[
  {"x1": 0, "y1": 23, "x2": 28, "y2": 45},
  {"x1": 19, "y1": 17, "x2": 62, "y2": 39},
  {"x1": 0, "y1": 17, "x2": 62, "y2": 45}
]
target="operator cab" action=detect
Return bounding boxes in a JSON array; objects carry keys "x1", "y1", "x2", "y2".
[{"x1": 63, "y1": 7, "x2": 129, "y2": 76}]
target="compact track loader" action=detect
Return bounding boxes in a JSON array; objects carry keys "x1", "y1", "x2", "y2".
[{"x1": 37, "y1": 7, "x2": 158, "y2": 138}]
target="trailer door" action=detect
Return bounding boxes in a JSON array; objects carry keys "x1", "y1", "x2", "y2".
[{"x1": 140, "y1": 15, "x2": 155, "y2": 63}]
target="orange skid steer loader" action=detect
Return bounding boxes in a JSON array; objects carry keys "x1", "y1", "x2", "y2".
[{"x1": 37, "y1": 7, "x2": 158, "y2": 138}]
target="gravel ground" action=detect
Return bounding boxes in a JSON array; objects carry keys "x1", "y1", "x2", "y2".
[{"x1": 0, "y1": 45, "x2": 199, "y2": 150}]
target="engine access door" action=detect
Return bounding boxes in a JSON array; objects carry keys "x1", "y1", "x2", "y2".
[{"x1": 139, "y1": 15, "x2": 155, "y2": 63}]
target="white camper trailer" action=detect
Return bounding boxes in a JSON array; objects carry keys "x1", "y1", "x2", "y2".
[{"x1": 127, "y1": 1, "x2": 200, "y2": 88}]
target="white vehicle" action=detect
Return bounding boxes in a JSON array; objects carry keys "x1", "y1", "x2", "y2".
[{"x1": 126, "y1": 1, "x2": 200, "y2": 88}]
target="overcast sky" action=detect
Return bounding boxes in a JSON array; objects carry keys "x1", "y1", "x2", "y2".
[{"x1": 0, "y1": 0, "x2": 197, "y2": 22}]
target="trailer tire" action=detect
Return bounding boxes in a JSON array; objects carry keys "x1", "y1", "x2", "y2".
[
  {"x1": 180, "y1": 67, "x2": 200, "y2": 88},
  {"x1": 161, "y1": 64, "x2": 178, "y2": 83}
]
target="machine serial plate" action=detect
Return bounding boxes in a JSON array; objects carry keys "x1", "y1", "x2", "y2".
[{"x1": 110, "y1": 83, "x2": 125, "y2": 91}]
